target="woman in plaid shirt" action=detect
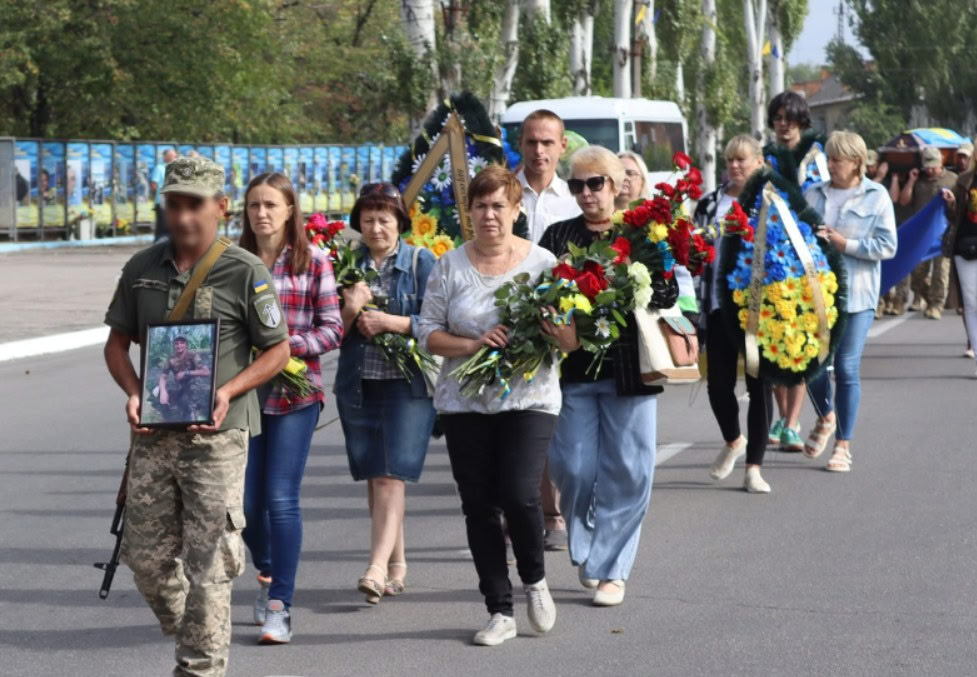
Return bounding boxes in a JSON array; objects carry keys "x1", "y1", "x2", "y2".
[{"x1": 239, "y1": 172, "x2": 343, "y2": 644}]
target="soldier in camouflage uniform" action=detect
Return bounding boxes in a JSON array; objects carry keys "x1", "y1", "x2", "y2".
[
  {"x1": 103, "y1": 156, "x2": 291, "y2": 677},
  {"x1": 158, "y1": 336, "x2": 210, "y2": 422}
]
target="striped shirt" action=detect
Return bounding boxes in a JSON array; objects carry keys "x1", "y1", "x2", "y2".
[{"x1": 263, "y1": 244, "x2": 344, "y2": 415}]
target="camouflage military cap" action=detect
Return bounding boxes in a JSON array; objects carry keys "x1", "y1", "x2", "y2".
[{"x1": 161, "y1": 156, "x2": 225, "y2": 198}]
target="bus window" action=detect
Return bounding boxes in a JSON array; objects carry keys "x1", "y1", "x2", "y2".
[
  {"x1": 505, "y1": 119, "x2": 619, "y2": 153},
  {"x1": 631, "y1": 121, "x2": 686, "y2": 170}
]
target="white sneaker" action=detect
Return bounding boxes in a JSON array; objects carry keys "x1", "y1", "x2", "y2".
[
  {"x1": 963, "y1": 348, "x2": 975, "y2": 359},
  {"x1": 710, "y1": 438, "x2": 747, "y2": 480},
  {"x1": 473, "y1": 613, "x2": 517, "y2": 646},
  {"x1": 744, "y1": 466, "x2": 771, "y2": 493},
  {"x1": 592, "y1": 580, "x2": 626, "y2": 607},
  {"x1": 578, "y1": 566, "x2": 598, "y2": 590},
  {"x1": 524, "y1": 578, "x2": 556, "y2": 633}
]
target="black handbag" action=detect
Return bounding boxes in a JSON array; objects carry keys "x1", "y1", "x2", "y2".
[{"x1": 957, "y1": 235, "x2": 977, "y2": 261}]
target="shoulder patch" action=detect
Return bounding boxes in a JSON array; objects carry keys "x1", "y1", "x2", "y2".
[{"x1": 253, "y1": 294, "x2": 282, "y2": 328}]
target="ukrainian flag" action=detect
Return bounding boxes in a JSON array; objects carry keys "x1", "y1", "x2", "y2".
[{"x1": 253, "y1": 280, "x2": 269, "y2": 293}]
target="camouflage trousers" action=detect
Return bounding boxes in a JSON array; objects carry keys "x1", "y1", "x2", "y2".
[
  {"x1": 911, "y1": 255, "x2": 951, "y2": 311},
  {"x1": 122, "y1": 429, "x2": 248, "y2": 677}
]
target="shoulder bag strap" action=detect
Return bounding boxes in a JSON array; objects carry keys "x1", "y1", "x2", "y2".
[{"x1": 167, "y1": 237, "x2": 233, "y2": 321}]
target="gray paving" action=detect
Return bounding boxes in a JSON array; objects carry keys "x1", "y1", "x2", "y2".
[{"x1": 1, "y1": 311, "x2": 976, "y2": 677}]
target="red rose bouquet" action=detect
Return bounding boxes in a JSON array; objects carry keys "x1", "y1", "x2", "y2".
[{"x1": 612, "y1": 152, "x2": 715, "y2": 279}]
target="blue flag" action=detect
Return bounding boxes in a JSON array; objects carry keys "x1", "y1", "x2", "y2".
[{"x1": 880, "y1": 194, "x2": 949, "y2": 293}]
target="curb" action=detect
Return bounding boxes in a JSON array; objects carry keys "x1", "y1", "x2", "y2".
[{"x1": 0, "y1": 235, "x2": 154, "y2": 254}]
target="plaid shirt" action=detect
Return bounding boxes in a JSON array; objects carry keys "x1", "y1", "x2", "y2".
[
  {"x1": 263, "y1": 244, "x2": 343, "y2": 415},
  {"x1": 361, "y1": 243, "x2": 404, "y2": 380}
]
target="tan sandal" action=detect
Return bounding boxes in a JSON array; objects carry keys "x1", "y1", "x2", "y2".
[
  {"x1": 358, "y1": 564, "x2": 386, "y2": 604},
  {"x1": 803, "y1": 417, "x2": 837, "y2": 459},
  {"x1": 825, "y1": 444, "x2": 852, "y2": 473},
  {"x1": 385, "y1": 561, "x2": 407, "y2": 596}
]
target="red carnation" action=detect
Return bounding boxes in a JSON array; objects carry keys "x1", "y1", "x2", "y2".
[
  {"x1": 672, "y1": 151, "x2": 693, "y2": 170},
  {"x1": 688, "y1": 184, "x2": 703, "y2": 200},
  {"x1": 327, "y1": 221, "x2": 345, "y2": 237},
  {"x1": 610, "y1": 236, "x2": 631, "y2": 264},
  {"x1": 306, "y1": 212, "x2": 328, "y2": 231},
  {"x1": 553, "y1": 262, "x2": 578, "y2": 280},
  {"x1": 655, "y1": 182, "x2": 676, "y2": 199},
  {"x1": 668, "y1": 228, "x2": 692, "y2": 265},
  {"x1": 685, "y1": 167, "x2": 703, "y2": 186}
]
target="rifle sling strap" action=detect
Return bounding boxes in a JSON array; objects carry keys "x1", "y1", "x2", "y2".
[{"x1": 167, "y1": 237, "x2": 233, "y2": 322}]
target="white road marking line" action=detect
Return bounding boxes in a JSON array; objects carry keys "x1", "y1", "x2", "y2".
[
  {"x1": 656, "y1": 442, "x2": 693, "y2": 466},
  {"x1": 0, "y1": 327, "x2": 109, "y2": 363},
  {"x1": 868, "y1": 315, "x2": 908, "y2": 339}
]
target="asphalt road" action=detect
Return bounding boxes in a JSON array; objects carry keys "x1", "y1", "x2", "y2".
[{"x1": 2, "y1": 311, "x2": 976, "y2": 677}]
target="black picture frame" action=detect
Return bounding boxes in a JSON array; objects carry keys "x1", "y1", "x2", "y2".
[{"x1": 139, "y1": 319, "x2": 221, "y2": 429}]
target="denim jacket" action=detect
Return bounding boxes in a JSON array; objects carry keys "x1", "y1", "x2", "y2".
[
  {"x1": 804, "y1": 177, "x2": 898, "y2": 313},
  {"x1": 333, "y1": 243, "x2": 437, "y2": 406}
]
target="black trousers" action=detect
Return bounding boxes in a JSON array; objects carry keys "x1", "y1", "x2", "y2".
[
  {"x1": 705, "y1": 311, "x2": 772, "y2": 466},
  {"x1": 441, "y1": 410, "x2": 557, "y2": 616},
  {"x1": 154, "y1": 204, "x2": 167, "y2": 241}
]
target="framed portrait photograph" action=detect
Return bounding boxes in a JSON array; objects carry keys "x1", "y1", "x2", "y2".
[{"x1": 139, "y1": 319, "x2": 221, "y2": 428}]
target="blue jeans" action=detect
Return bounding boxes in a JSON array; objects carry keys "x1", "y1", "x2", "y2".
[
  {"x1": 806, "y1": 309, "x2": 874, "y2": 441},
  {"x1": 548, "y1": 379, "x2": 657, "y2": 581},
  {"x1": 242, "y1": 403, "x2": 319, "y2": 607}
]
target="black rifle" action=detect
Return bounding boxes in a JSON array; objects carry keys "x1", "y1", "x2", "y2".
[{"x1": 94, "y1": 456, "x2": 129, "y2": 599}]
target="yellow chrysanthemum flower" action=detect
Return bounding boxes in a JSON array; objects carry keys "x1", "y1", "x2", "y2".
[
  {"x1": 781, "y1": 278, "x2": 800, "y2": 299},
  {"x1": 827, "y1": 305, "x2": 839, "y2": 327},
  {"x1": 412, "y1": 212, "x2": 438, "y2": 238},
  {"x1": 775, "y1": 300, "x2": 797, "y2": 322},
  {"x1": 767, "y1": 320, "x2": 786, "y2": 342},
  {"x1": 429, "y1": 234, "x2": 455, "y2": 259},
  {"x1": 733, "y1": 289, "x2": 747, "y2": 307},
  {"x1": 777, "y1": 354, "x2": 793, "y2": 369},
  {"x1": 800, "y1": 312, "x2": 819, "y2": 333},
  {"x1": 804, "y1": 342, "x2": 819, "y2": 358},
  {"x1": 648, "y1": 224, "x2": 669, "y2": 243},
  {"x1": 738, "y1": 308, "x2": 749, "y2": 329}
]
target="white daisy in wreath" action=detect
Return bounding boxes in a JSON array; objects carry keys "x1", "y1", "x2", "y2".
[
  {"x1": 595, "y1": 317, "x2": 612, "y2": 338},
  {"x1": 468, "y1": 155, "x2": 489, "y2": 177},
  {"x1": 411, "y1": 152, "x2": 427, "y2": 175},
  {"x1": 431, "y1": 158, "x2": 452, "y2": 191}
]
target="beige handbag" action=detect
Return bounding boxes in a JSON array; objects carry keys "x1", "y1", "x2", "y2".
[{"x1": 634, "y1": 304, "x2": 701, "y2": 386}]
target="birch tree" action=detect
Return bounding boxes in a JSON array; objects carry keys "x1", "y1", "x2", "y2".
[
  {"x1": 766, "y1": 0, "x2": 785, "y2": 97},
  {"x1": 400, "y1": 0, "x2": 438, "y2": 132},
  {"x1": 613, "y1": 0, "x2": 633, "y2": 98},
  {"x1": 488, "y1": 0, "x2": 521, "y2": 120},
  {"x1": 631, "y1": 0, "x2": 655, "y2": 97},
  {"x1": 743, "y1": 0, "x2": 768, "y2": 139},
  {"x1": 523, "y1": 0, "x2": 551, "y2": 24},
  {"x1": 695, "y1": 0, "x2": 719, "y2": 192},
  {"x1": 570, "y1": 6, "x2": 596, "y2": 95}
]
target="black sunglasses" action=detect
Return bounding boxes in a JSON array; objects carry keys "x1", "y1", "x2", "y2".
[
  {"x1": 567, "y1": 176, "x2": 607, "y2": 195},
  {"x1": 359, "y1": 182, "x2": 402, "y2": 199}
]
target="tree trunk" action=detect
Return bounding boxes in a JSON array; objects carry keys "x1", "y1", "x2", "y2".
[
  {"x1": 632, "y1": 0, "x2": 655, "y2": 97},
  {"x1": 613, "y1": 0, "x2": 633, "y2": 98},
  {"x1": 767, "y1": 0, "x2": 785, "y2": 97},
  {"x1": 743, "y1": 0, "x2": 768, "y2": 140},
  {"x1": 675, "y1": 61, "x2": 685, "y2": 103},
  {"x1": 488, "y1": 0, "x2": 521, "y2": 121},
  {"x1": 646, "y1": 0, "x2": 657, "y2": 84},
  {"x1": 696, "y1": 0, "x2": 718, "y2": 193},
  {"x1": 400, "y1": 0, "x2": 438, "y2": 134},
  {"x1": 441, "y1": 0, "x2": 464, "y2": 96},
  {"x1": 570, "y1": 9, "x2": 595, "y2": 96}
]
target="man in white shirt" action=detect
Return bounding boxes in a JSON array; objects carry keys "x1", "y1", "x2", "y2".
[
  {"x1": 516, "y1": 110, "x2": 582, "y2": 244},
  {"x1": 514, "y1": 110, "x2": 580, "y2": 550}
]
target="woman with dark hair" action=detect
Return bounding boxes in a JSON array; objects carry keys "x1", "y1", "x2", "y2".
[
  {"x1": 763, "y1": 91, "x2": 824, "y2": 452},
  {"x1": 417, "y1": 165, "x2": 576, "y2": 646},
  {"x1": 238, "y1": 172, "x2": 344, "y2": 644},
  {"x1": 334, "y1": 183, "x2": 438, "y2": 605}
]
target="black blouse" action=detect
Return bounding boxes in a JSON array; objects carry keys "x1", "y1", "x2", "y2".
[{"x1": 538, "y1": 216, "x2": 679, "y2": 397}]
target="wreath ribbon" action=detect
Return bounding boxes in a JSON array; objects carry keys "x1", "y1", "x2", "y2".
[
  {"x1": 744, "y1": 182, "x2": 830, "y2": 378},
  {"x1": 798, "y1": 146, "x2": 829, "y2": 188}
]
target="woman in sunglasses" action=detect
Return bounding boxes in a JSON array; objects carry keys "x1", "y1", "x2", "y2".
[
  {"x1": 538, "y1": 146, "x2": 678, "y2": 607},
  {"x1": 334, "y1": 183, "x2": 438, "y2": 604}
]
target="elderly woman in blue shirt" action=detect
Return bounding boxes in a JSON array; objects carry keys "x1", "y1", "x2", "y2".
[{"x1": 802, "y1": 130, "x2": 897, "y2": 472}]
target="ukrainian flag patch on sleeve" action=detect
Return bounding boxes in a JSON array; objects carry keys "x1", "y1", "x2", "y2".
[{"x1": 253, "y1": 280, "x2": 269, "y2": 294}]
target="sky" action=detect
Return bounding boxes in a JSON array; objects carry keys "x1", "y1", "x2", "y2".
[{"x1": 788, "y1": 1, "x2": 869, "y2": 65}]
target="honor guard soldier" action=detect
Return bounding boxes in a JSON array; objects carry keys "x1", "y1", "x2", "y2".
[{"x1": 103, "y1": 156, "x2": 290, "y2": 677}]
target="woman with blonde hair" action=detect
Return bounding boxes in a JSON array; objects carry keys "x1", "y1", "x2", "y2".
[
  {"x1": 695, "y1": 135, "x2": 775, "y2": 493},
  {"x1": 802, "y1": 130, "x2": 897, "y2": 472},
  {"x1": 615, "y1": 150, "x2": 653, "y2": 209},
  {"x1": 540, "y1": 146, "x2": 678, "y2": 607}
]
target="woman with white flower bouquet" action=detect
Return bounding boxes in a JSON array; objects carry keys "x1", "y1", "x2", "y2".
[
  {"x1": 331, "y1": 184, "x2": 439, "y2": 606},
  {"x1": 538, "y1": 146, "x2": 679, "y2": 608},
  {"x1": 417, "y1": 166, "x2": 577, "y2": 646}
]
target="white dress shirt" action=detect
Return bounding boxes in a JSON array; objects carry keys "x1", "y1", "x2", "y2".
[{"x1": 517, "y1": 169, "x2": 583, "y2": 244}]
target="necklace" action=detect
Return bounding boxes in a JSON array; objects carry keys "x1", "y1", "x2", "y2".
[{"x1": 472, "y1": 242, "x2": 514, "y2": 276}]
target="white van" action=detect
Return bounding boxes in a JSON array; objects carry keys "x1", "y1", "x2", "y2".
[{"x1": 500, "y1": 96, "x2": 688, "y2": 181}]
